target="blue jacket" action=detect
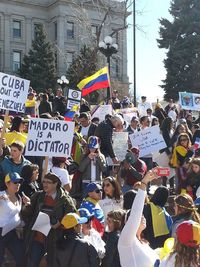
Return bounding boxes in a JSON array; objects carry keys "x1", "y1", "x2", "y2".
[{"x1": 0, "y1": 155, "x2": 31, "y2": 178}]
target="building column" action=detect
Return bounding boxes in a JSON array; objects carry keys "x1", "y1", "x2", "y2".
[
  {"x1": 25, "y1": 17, "x2": 32, "y2": 53},
  {"x1": 4, "y1": 14, "x2": 11, "y2": 73},
  {"x1": 57, "y1": 15, "x2": 66, "y2": 75}
]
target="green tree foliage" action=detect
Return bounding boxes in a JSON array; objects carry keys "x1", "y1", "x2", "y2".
[
  {"x1": 66, "y1": 45, "x2": 99, "y2": 103},
  {"x1": 158, "y1": 0, "x2": 200, "y2": 100},
  {"x1": 18, "y1": 25, "x2": 56, "y2": 92}
]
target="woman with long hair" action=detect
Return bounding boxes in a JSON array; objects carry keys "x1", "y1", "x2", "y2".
[
  {"x1": 99, "y1": 177, "x2": 123, "y2": 231},
  {"x1": 160, "y1": 220, "x2": 200, "y2": 267},
  {"x1": 171, "y1": 124, "x2": 187, "y2": 148},
  {"x1": 172, "y1": 193, "x2": 200, "y2": 236},
  {"x1": 185, "y1": 158, "x2": 200, "y2": 199},
  {"x1": 170, "y1": 133, "x2": 194, "y2": 193},
  {"x1": 20, "y1": 164, "x2": 40, "y2": 197},
  {"x1": 101, "y1": 209, "x2": 125, "y2": 267}
]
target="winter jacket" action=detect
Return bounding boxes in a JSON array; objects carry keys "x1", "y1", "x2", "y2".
[
  {"x1": 101, "y1": 231, "x2": 121, "y2": 267},
  {"x1": 39, "y1": 100, "x2": 52, "y2": 115},
  {"x1": 78, "y1": 152, "x2": 106, "y2": 183},
  {"x1": 55, "y1": 231, "x2": 100, "y2": 267},
  {"x1": 21, "y1": 188, "x2": 76, "y2": 267}
]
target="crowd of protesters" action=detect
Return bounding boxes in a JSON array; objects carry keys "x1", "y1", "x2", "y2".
[{"x1": 0, "y1": 87, "x2": 199, "y2": 267}]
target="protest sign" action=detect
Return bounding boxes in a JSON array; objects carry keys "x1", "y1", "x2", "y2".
[
  {"x1": 25, "y1": 118, "x2": 74, "y2": 157},
  {"x1": 129, "y1": 125, "x2": 166, "y2": 157},
  {"x1": 179, "y1": 92, "x2": 200, "y2": 111},
  {"x1": 91, "y1": 104, "x2": 113, "y2": 121},
  {"x1": 119, "y1": 108, "x2": 138, "y2": 123},
  {"x1": 113, "y1": 132, "x2": 128, "y2": 161},
  {"x1": 0, "y1": 72, "x2": 29, "y2": 113},
  {"x1": 67, "y1": 89, "x2": 81, "y2": 110}
]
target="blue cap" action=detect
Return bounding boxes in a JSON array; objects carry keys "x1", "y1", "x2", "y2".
[
  {"x1": 88, "y1": 136, "x2": 99, "y2": 149},
  {"x1": 85, "y1": 182, "x2": 102, "y2": 194},
  {"x1": 78, "y1": 208, "x2": 94, "y2": 219},
  {"x1": 5, "y1": 172, "x2": 24, "y2": 184}
]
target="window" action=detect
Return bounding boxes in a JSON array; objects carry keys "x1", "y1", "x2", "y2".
[
  {"x1": 91, "y1": 25, "x2": 98, "y2": 37},
  {"x1": 54, "y1": 21, "x2": 57, "y2": 40},
  {"x1": 67, "y1": 22, "x2": 74, "y2": 39},
  {"x1": 13, "y1": 51, "x2": 21, "y2": 72},
  {"x1": 66, "y1": 52, "x2": 74, "y2": 68},
  {"x1": 34, "y1": 23, "x2": 42, "y2": 39},
  {"x1": 13, "y1": 20, "x2": 21, "y2": 38}
]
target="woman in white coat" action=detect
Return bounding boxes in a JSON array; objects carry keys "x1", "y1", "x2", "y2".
[{"x1": 118, "y1": 169, "x2": 160, "y2": 267}]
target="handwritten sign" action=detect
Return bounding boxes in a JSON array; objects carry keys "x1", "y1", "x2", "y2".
[
  {"x1": 0, "y1": 72, "x2": 30, "y2": 112},
  {"x1": 113, "y1": 132, "x2": 128, "y2": 161},
  {"x1": 129, "y1": 125, "x2": 166, "y2": 157},
  {"x1": 25, "y1": 118, "x2": 74, "y2": 157}
]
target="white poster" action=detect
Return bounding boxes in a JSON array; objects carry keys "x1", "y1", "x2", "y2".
[
  {"x1": 68, "y1": 89, "x2": 82, "y2": 101},
  {"x1": 113, "y1": 132, "x2": 128, "y2": 161},
  {"x1": 0, "y1": 72, "x2": 30, "y2": 112},
  {"x1": 129, "y1": 125, "x2": 166, "y2": 157},
  {"x1": 120, "y1": 108, "x2": 138, "y2": 123},
  {"x1": 25, "y1": 118, "x2": 74, "y2": 157},
  {"x1": 91, "y1": 105, "x2": 113, "y2": 122}
]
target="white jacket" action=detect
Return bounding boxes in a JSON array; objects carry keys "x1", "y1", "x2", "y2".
[{"x1": 118, "y1": 189, "x2": 159, "y2": 267}]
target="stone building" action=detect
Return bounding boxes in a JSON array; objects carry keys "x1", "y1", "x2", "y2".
[{"x1": 0, "y1": 0, "x2": 129, "y2": 95}]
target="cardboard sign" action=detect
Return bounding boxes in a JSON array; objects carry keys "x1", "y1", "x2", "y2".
[
  {"x1": 25, "y1": 118, "x2": 74, "y2": 157},
  {"x1": 129, "y1": 125, "x2": 166, "y2": 157},
  {"x1": 113, "y1": 132, "x2": 128, "y2": 161},
  {"x1": 0, "y1": 72, "x2": 30, "y2": 112},
  {"x1": 179, "y1": 92, "x2": 200, "y2": 111},
  {"x1": 91, "y1": 105, "x2": 113, "y2": 122}
]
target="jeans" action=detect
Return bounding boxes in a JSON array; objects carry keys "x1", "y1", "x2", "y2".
[
  {"x1": 27, "y1": 240, "x2": 46, "y2": 267},
  {"x1": 0, "y1": 229, "x2": 24, "y2": 267}
]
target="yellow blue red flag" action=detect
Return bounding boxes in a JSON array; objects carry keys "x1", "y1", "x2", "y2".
[{"x1": 77, "y1": 66, "x2": 110, "y2": 96}]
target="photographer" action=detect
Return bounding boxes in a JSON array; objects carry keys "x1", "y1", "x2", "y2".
[{"x1": 119, "y1": 147, "x2": 147, "y2": 194}]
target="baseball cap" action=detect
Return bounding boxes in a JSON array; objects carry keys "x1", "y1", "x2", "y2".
[
  {"x1": 131, "y1": 116, "x2": 139, "y2": 122},
  {"x1": 5, "y1": 172, "x2": 24, "y2": 184},
  {"x1": 61, "y1": 213, "x2": 88, "y2": 229},
  {"x1": 176, "y1": 220, "x2": 200, "y2": 247},
  {"x1": 78, "y1": 208, "x2": 94, "y2": 220},
  {"x1": 88, "y1": 136, "x2": 99, "y2": 149},
  {"x1": 85, "y1": 182, "x2": 102, "y2": 194},
  {"x1": 125, "y1": 152, "x2": 137, "y2": 165}
]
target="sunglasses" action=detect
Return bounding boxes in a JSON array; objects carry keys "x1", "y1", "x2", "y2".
[
  {"x1": 94, "y1": 189, "x2": 102, "y2": 193},
  {"x1": 12, "y1": 181, "x2": 21, "y2": 184},
  {"x1": 180, "y1": 139, "x2": 188, "y2": 142}
]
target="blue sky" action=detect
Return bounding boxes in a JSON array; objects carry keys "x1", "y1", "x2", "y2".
[{"x1": 127, "y1": 0, "x2": 172, "y2": 101}]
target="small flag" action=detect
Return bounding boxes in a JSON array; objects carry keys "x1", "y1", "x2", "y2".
[
  {"x1": 77, "y1": 66, "x2": 110, "y2": 96},
  {"x1": 64, "y1": 105, "x2": 79, "y2": 121}
]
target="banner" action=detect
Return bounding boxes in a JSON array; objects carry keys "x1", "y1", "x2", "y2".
[
  {"x1": 179, "y1": 92, "x2": 200, "y2": 111},
  {"x1": 0, "y1": 72, "x2": 30, "y2": 112},
  {"x1": 91, "y1": 104, "x2": 113, "y2": 122},
  {"x1": 129, "y1": 125, "x2": 166, "y2": 157},
  {"x1": 113, "y1": 132, "x2": 128, "y2": 161},
  {"x1": 25, "y1": 118, "x2": 74, "y2": 157}
]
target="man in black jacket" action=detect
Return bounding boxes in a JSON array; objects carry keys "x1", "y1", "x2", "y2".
[
  {"x1": 55, "y1": 212, "x2": 100, "y2": 267},
  {"x1": 95, "y1": 115, "x2": 123, "y2": 165},
  {"x1": 53, "y1": 88, "x2": 66, "y2": 115}
]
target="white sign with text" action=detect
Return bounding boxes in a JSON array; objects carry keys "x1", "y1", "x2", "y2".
[
  {"x1": 25, "y1": 118, "x2": 74, "y2": 157},
  {"x1": 0, "y1": 72, "x2": 30, "y2": 112},
  {"x1": 129, "y1": 125, "x2": 166, "y2": 157}
]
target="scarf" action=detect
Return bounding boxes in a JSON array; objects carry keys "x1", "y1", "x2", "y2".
[{"x1": 170, "y1": 145, "x2": 188, "y2": 168}]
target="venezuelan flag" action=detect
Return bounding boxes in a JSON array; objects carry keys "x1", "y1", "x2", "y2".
[
  {"x1": 64, "y1": 104, "x2": 79, "y2": 121},
  {"x1": 77, "y1": 66, "x2": 110, "y2": 96}
]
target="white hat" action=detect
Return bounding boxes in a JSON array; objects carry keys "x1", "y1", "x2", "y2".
[{"x1": 196, "y1": 186, "x2": 200, "y2": 198}]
